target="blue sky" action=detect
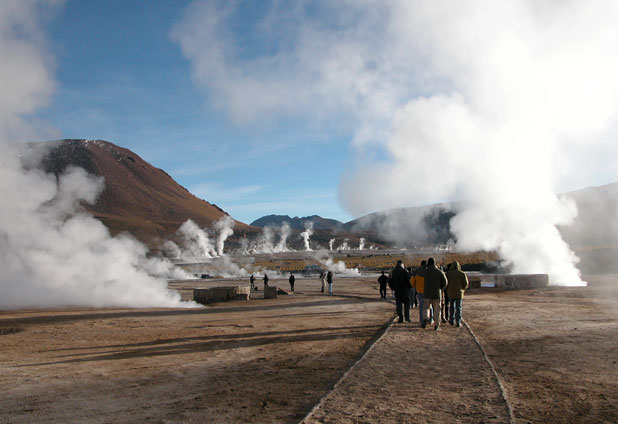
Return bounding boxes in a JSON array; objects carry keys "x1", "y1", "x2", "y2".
[{"x1": 35, "y1": 0, "x2": 356, "y2": 224}]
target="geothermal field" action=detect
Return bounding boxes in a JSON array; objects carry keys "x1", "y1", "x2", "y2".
[{"x1": 1, "y1": 250, "x2": 617, "y2": 424}]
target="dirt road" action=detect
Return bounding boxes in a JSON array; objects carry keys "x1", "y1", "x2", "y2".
[{"x1": 1, "y1": 276, "x2": 617, "y2": 423}]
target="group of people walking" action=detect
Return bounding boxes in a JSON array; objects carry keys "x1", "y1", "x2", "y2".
[{"x1": 380, "y1": 258, "x2": 469, "y2": 331}]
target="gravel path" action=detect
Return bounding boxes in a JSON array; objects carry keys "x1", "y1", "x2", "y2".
[{"x1": 305, "y1": 317, "x2": 511, "y2": 423}]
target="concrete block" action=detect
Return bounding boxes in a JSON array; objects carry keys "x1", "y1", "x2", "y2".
[
  {"x1": 264, "y1": 286, "x2": 278, "y2": 299},
  {"x1": 468, "y1": 275, "x2": 482, "y2": 289},
  {"x1": 493, "y1": 274, "x2": 549, "y2": 289},
  {"x1": 193, "y1": 286, "x2": 251, "y2": 305}
]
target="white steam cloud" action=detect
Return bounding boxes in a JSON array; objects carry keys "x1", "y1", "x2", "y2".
[
  {"x1": 0, "y1": 2, "x2": 196, "y2": 309},
  {"x1": 173, "y1": 1, "x2": 618, "y2": 285},
  {"x1": 313, "y1": 253, "x2": 360, "y2": 277},
  {"x1": 274, "y1": 221, "x2": 291, "y2": 252},
  {"x1": 175, "y1": 219, "x2": 217, "y2": 260},
  {"x1": 214, "y1": 215, "x2": 234, "y2": 256},
  {"x1": 247, "y1": 223, "x2": 292, "y2": 254},
  {"x1": 300, "y1": 221, "x2": 314, "y2": 251}
]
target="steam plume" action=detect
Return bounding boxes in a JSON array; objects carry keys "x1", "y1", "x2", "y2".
[
  {"x1": 329, "y1": 238, "x2": 335, "y2": 251},
  {"x1": 214, "y1": 215, "x2": 234, "y2": 256},
  {"x1": 300, "y1": 221, "x2": 314, "y2": 251},
  {"x1": 274, "y1": 221, "x2": 291, "y2": 252},
  {"x1": 358, "y1": 238, "x2": 365, "y2": 250},
  {"x1": 176, "y1": 219, "x2": 217, "y2": 259},
  {"x1": 338, "y1": 239, "x2": 349, "y2": 251}
]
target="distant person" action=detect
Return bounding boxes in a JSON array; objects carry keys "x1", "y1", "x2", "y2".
[
  {"x1": 327, "y1": 270, "x2": 333, "y2": 294},
  {"x1": 378, "y1": 271, "x2": 389, "y2": 299},
  {"x1": 250, "y1": 274, "x2": 256, "y2": 291},
  {"x1": 390, "y1": 260, "x2": 412, "y2": 323},
  {"x1": 445, "y1": 261, "x2": 469, "y2": 327},
  {"x1": 263, "y1": 274, "x2": 269, "y2": 290},
  {"x1": 412, "y1": 260, "x2": 428, "y2": 325},
  {"x1": 421, "y1": 258, "x2": 448, "y2": 331},
  {"x1": 319, "y1": 271, "x2": 327, "y2": 293},
  {"x1": 289, "y1": 273, "x2": 295, "y2": 292}
]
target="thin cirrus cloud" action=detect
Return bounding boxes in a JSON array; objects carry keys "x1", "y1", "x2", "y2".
[{"x1": 189, "y1": 182, "x2": 263, "y2": 203}]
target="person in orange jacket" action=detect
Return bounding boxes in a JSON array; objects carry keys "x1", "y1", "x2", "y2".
[{"x1": 411, "y1": 260, "x2": 427, "y2": 326}]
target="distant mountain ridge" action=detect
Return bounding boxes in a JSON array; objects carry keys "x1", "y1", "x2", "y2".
[{"x1": 251, "y1": 214, "x2": 344, "y2": 230}]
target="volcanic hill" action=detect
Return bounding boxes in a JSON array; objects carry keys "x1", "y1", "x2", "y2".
[{"x1": 33, "y1": 139, "x2": 255, "y2": 247}]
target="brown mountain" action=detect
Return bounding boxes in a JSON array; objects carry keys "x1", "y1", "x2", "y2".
[{"x1": 34, "y1": 139, "x2": 254, "y2": 247}]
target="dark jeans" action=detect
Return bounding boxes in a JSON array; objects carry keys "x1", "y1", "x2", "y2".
[
  {"x1": 379, "y1": 284, "x2": 387, "y2": 299},
  {"x1": 395, "y1": 289, "x2": 411, "y2": 321},
  {"x1": 449, "y1": 298, "x2": 463, "y2": 324},
  {"x1": 409, "y1": 287, "x2": 417, "y2": 307}
]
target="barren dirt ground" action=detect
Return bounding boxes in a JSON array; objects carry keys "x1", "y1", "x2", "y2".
[{"x1": 1, "y1": 275, "x2": 617, "y2": 423}]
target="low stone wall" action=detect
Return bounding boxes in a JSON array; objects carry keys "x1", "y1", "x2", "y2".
[
  {"x1": 468, "y1": 275, "x2": 482, "y2": 289},
  {"x1": 465, "y1": 273, "x2": 549, "y2": 289},
  {"x1": 495, "y1": 274, "x2": 549, "y2": 289},
  {"x1": 193, "y1": 286, "x2": 251, "y2": 305}
]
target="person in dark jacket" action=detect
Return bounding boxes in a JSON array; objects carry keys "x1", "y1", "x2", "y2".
[
  {"x1": 421, "y1": 258, "x2": 448, "y2": 331},
  {"x1": 289, "y1": 272, "x2": 295, "y2": 292},
  {"x1": 377, "y1": 271, "x2": 388, "y2": 299},
  {"x1": 263, "y1": 274, "x2": 269, "y2": 289},
  {"x1": 250, "y1": 274, "x2": 256, "y2": 291},
  {"x1": 445, "y1": 261, "x2": 469, "y2": 327},
  {"x1": 407, "y1": 267, "x2": 417, "y2": 309},
  {"x1": 389, "y1": 260, "x2": 412, "y2": 323},
  {"x1": 327, "y1": 270, "x2": 333, "y2": 294}
]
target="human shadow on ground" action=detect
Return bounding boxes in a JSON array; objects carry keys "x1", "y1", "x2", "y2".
[
  {"x1": 44, "y1": 324, "x2": 383, "y2": 353},
  {"x1": 18, "y1": 324, "x2": 386, "y2": 367},
  {"x1": 0, "y1": 297, "x2": 375, "y2": 326}
]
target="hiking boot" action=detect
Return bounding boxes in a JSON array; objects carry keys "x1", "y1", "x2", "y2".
[
  {"x1": 456, "y1": 322, "x2": 462, "y2": 327},
  {"x1": 449, "y1": 321, "x2": 454, "y2": 325},
  {"x1": 434, "y1": 326, "x2": 440, "y2": 331},
  {"x1": 398, "y1": 318, "x2": 404, "y2": 323},
  {"x1": 405, "y1": 318, "x2": 411, "y2": 323},
  {"x1": 421, "y1": 319, "x2": 427, "y2": 329}
]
